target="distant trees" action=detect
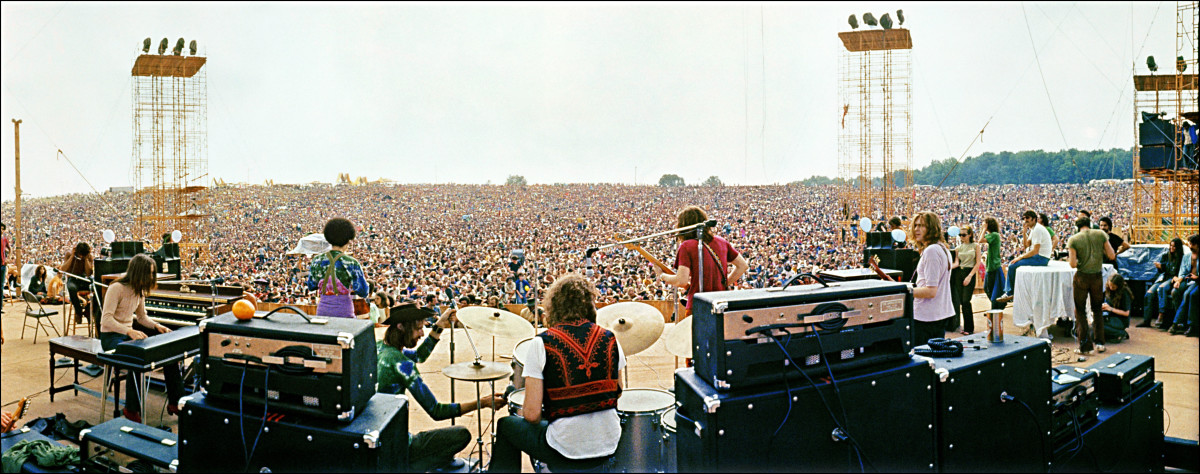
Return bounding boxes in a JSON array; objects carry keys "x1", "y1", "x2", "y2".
[
  {"x1": 506, "y1": 175, "x2": 527, "y2": 186},
  {"x1": 794, "y1": 148, "x2": 1133, "y2": 186},
  {"x1": 658, "y1": 174, "x2": 686, "y2": 187},
  {"x1": 702, "y1": 176, "x2": 723, "y2": 187}
]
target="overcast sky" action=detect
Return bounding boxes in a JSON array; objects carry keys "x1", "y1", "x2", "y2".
[{"x1": 0, "y1": 1, "x2": 1185, "y2": 200}]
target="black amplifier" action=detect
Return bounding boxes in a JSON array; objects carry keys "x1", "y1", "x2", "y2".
[
  {"x1": 198, "y1": 309, "x2": 377, "y2": 421},
  {"x1": 692, "y1": 279, "x2": 913, "y2": 390},
  {"x1": 1050, "y1": 365, "x2": 1100, "y2": 451},
  {"x1": 1051, "y1": 382, "x2": 1164, "y2": 472},
  {"x1": 178, "y1": 391, "x2": 409, "y2": 473},
  {"x1": 1087, "y1": 353, "x2": 1155, "y2": 405},
  {"x1": 675, "y1": 359, "x2": 938, "y2": 473},
  {"x1": 917, "y1": 334, "x2": 1052, "y2": 473}
]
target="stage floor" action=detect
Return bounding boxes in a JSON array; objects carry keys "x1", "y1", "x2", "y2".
[{"x1": 2, "y1": 293, "x2": 1196, "y2": 471}]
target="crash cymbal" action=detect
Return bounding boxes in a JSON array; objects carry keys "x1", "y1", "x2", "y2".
[
  {"x1": 596, "y1": 302, "x2": 664, "y2": 356},
  {"x1": 664, "y1": 317, "x2": 693, "y2": 359},
  {"x1": 457, "y1": 306, "x2": 535, "y2": 339},
  {"x1": 442, "y1": 360, "x2": 513, "y2": 382}
]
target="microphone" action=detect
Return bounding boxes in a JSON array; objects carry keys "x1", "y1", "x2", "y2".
[{"x1": 584, "y1": 248, "x2": 597, "y2": 278}]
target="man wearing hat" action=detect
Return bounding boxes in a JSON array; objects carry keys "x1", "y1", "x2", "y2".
[{"x1": 377, "y1": 303, "x2": 506, "y2": 471}]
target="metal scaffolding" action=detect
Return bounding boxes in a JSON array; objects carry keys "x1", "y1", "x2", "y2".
[
  {"x1": 131, "y1": 50, "x2": 210, "y2": 262},
  {"x1": 1130, "y1": 1, "x2": 1198, "y2": 244},
  {"x1": 837, "y1": 28, "x2": 914, "y2": 230}
]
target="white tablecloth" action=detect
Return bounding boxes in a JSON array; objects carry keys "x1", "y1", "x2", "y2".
[{"x1": 1012, "y1": 261, "x2": 1115, "y2": 338}]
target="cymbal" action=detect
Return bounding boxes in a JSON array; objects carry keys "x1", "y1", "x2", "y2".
[
  {"x1": 442, "y1": 360, "x2": 513, "y2": 382},
  {"x1": 596, "y1": 302, "x2": 664, "y2": 356},
  {"x1": 457, "y1": 306, "x2": 535, "y2": 339},
  {"x1": 664, "y1": 317, "x2": 693, "y2": 359}
]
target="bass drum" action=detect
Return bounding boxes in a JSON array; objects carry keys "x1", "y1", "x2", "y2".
[{"x1": 614, "y1": 388, "x2": 675, "y2": 473}]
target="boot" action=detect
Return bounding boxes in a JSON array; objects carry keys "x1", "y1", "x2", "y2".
[
  {"x1": 1136, "y1": 317, "x2": 1154, "y2": 328},
  {"x1": 1169, "y1": 324, "x2": 1186, "y2": 335},
  {"x1": 122, "y1": 408, "x2": 142, "y2": 424}
]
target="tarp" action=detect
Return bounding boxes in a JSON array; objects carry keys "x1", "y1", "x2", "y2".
[
  {"x1": 1117, "y1": 244, "x2": 1168, "y2": 282},
  {"x1": 286, "y1": 233, "x2": 331, "y2": 256}
]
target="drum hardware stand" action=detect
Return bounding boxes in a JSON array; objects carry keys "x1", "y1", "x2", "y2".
[{"x1": 460, "y1": 324, "x2": 498, "y2": 472}]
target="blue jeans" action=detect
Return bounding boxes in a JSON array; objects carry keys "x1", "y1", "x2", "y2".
[
  {"x1": 1144, "y1": 279, "x2": 1172, "y2": 321},
  {"x1": 1004, "y1": 255, "x2": 1050, "y2": 296},
  {"x1": 1171, "y1": 282, "x2": 1198, "y2": 327},
  {"x1": 986, "y1": 267, "x2": 1007, "y2": 309}
]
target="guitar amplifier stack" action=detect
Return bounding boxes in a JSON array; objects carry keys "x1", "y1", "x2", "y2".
[
  {"x1": 676, "y1": 279, "x2": 932, "y2": 471},
  {"x1": 177, "y1": 308, "x2": 408, "y2": 472}
]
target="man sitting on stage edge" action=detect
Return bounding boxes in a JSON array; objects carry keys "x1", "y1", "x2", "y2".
[
  {"x1": 489, "y1": 273, "x2": 626, "y2": 473},
  {"x1": 377, "y1": 303, "x2": 505, "y2": 472},
  {"x1": 996, "y1": 210, "x2": 1052, "y2": 304}
]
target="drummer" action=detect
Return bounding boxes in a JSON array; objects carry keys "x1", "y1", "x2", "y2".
[
  {"x1": 377, "y1": 303, "x2": 506, "y2": 472},
  {"x1": 489, "y1": 273, "x2": 626, "y2": 473}
]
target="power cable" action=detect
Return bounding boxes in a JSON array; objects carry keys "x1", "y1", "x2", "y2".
[{"x1": 1021, "y1": 3, "x2": 1075, "y2": 160}]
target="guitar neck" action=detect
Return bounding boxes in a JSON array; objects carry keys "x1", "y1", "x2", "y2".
[{"x1": 633, "y1": 246, "x2": 674, "y2": 275}]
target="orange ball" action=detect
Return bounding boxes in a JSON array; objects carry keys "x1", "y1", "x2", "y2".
[{"x1": 232, "y1": 299, "x2": 256, "y2": 320}]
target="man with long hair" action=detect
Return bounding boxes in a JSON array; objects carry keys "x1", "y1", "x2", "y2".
[
  {"x1": 910, "y1": 212, "x2": 955, "y2": 345},
  {"x1": 489, "y1": 273, "x2": 625, "y2": 473},
  {"x1": 1067, "y1": 216, "x2": 1115, "y2": 360},
  {"x1": 377, "y1": 303, "x2": 504, "y2": 471},
  {"x1": 655, "y1": 206, "x2": 749, "y2": 312},
  {"x1": 98, "y1": 254, "x2": 183, "y2": 423}
]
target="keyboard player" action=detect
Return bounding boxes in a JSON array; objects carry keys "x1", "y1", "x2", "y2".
[{"x1": 99, "y1": 253, "x2": 183, "y2": 423}]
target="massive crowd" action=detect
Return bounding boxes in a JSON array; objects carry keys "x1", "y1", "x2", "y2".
[{"x1": 2, "y1": 182, "x2": 1135, "y2": 308}]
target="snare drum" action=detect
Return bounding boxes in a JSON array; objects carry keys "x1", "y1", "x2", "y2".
[
  {"x1": 511, "y1": 337, "x2": 535, "y2": 390},
  {"x1": 614, "y1": 388, "x2": 675, "y2": 473},
  {"x1": 507, "y1": 388, "x2": 526, "y2": 417},
  {"x1": 661, "y1": 406, "x2": 677, "y2": 473}
]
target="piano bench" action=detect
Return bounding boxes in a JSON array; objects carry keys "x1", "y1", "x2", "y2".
[
  {"x1": 48, "y1": 336, "x2": 102, "y2": 403},
  {"x1": 79, "y1": 418, "x2": 178, "y2": 473}
]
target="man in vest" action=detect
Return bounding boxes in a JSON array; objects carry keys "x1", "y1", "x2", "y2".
[{"x1": 489, "y1": 273, "x2": 625, "y2": 472}]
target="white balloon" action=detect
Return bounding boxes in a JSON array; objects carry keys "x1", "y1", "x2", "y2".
[
  {"x1": 948, "y1": 226, "x2": 961, "y2": 238},
  {"x1": 891, "y1": 229, "x2": 907, "y2": 243},
  {"x1": 859, "y1": 217, "x2": 871, "y2": 230},
  {"x1": 171, "y1": 230, "x2": 183, "y2": 243},
  {"x1": 102, "y1": 229, "x2": 115, "y2": 243}
]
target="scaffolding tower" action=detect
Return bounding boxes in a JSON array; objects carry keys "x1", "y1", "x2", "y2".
[
  {"x1": 837, "y1": 27, "x2": 914, "y2": 231},
  {"x1": 1130, "y1": 1, "x2": 1198, "y2": 244},
  {"x1": 131, "y1": 47, "x2": 210, "y2": 262}
]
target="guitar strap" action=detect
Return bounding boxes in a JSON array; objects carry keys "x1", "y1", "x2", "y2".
[{"x1": 701, "y1": 241, "x2": 729, "y2": 291}]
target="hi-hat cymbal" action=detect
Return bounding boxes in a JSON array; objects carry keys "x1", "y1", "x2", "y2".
[
  {"x1": 442, "y1": 360, "x2": 513, "y2": 382},
  {"x1": 664, "y1": 317, "x2": 693, "y2": 359},
  {"x1": 597, "y1": 302, "x2": 665, "y2": 356},
  {"x1": 457, "y1": 306, "x2": 535, "y2": 339}
]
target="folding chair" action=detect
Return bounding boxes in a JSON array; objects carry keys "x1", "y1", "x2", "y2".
[{"x1": 22, "y1": 291, "x2": 61, "y2": 343}]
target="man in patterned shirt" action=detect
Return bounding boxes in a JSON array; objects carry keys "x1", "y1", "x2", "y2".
[{"x1": 377, "y1": 303, "x2": 506, "y2": 471}]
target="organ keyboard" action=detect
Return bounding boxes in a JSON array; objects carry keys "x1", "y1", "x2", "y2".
[{"x1": 144, "y1": 283, "x2": 243, "y2": 327}]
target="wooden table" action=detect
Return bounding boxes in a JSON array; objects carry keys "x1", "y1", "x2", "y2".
[{"x1": 48, "y1": 335, "x2": 102, "y2": 402}]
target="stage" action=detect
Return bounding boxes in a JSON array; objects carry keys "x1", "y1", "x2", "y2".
[{"x1": 1, "y1": 292, "x2": 1196, "y2": 472}]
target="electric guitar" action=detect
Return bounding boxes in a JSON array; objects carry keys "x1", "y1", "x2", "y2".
[
  {"x1": 868, "y1": 255, "x2": 897, "y2": 282},
  {"x1": 617, "y1": 235, "x2": 676, "y2": 277},
  {"x1": 1, "y1": 398, "x2": 30, "y2": 433}
]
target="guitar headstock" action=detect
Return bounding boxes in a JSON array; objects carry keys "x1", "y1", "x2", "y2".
[{"x1": 1, "y1": 397, "x2": 29, "y2": 433}]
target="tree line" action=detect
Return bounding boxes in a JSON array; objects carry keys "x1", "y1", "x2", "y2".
[{"x1": 794, "y1": 148, "x2": 1134, "y2": 186}]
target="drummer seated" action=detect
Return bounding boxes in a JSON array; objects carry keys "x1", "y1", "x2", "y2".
[
  {"x1": 377, "y1": 303, "x2": 506, "y2": 472},
  {"x1": 489, "y1": 273, "x2": 626, "y2": 473}
]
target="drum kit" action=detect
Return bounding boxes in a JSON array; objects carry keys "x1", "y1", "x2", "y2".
[{"x1": 445, "y1": 301, "x2": 693, "y2": 473}]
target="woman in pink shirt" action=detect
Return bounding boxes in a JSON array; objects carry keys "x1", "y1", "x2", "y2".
[{"x1": 910, "y1": 211, "x2": 955, "y2": 345}]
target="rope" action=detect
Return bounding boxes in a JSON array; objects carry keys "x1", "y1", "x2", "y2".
[{"x1": 1021, "y1": 3, "x2": 1075, "y2": 172}]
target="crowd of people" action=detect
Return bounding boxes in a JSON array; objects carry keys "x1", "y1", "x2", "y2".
[{"x1": 2, "y1": 182, "x2": 1138, "y2": 310}]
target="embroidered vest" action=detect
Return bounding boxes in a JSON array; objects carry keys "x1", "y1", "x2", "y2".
[{"x1": 538, "y1": 321, "x2": 621, "y2": 421}]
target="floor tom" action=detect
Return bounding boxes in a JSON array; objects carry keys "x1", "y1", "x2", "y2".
[{"x1": 614, "y1": 388, "x2": 675, "y2": 473}]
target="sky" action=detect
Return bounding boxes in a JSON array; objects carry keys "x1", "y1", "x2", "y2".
[{"x1": 0, "y1": 1, "x2": 1187, "y2": 201}]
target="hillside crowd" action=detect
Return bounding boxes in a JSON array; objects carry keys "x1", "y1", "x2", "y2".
[{"x1": 2, "y1": 182, "x2": 1135, "y2": 307}]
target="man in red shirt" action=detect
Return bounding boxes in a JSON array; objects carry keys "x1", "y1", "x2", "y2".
[{"x1": 654, "y1": 206, "x2": 750, "y2": 313}]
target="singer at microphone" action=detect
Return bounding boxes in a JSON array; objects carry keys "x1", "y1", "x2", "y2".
[{"x1": 654, "y1": 206, "x2": 750, "y2": 314}]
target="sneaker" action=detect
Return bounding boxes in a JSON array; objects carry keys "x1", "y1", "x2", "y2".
[
  {"x1": 122, "y1": 408, "x2": 142, "y2": 424},
  {"x1": 995, "y1": 294, "x2": 1014, "y2": 304},
  {"x1": 1136, "y1": 318, "x2": 1154, "y2": 328},
  {"x1": 1096, "y1": 344, "x2": 1106, "y2": 353},
  {"x1": 1169, "y1": 324, "x2": 1186, "y2": 335}
]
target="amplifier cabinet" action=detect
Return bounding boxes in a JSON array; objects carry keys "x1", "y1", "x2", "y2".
[
  {"x1": 1086, "y1": 353, "x2": 1155, "y2": 405},
  {"x1": 921, "y1": 334, "x2": 1053, "y2": 473},
  {"x1": 675, "y1": 359, "x2": 938, "y2": 473},
  {"x1": 1050, "y1": 365, "x2": 1100, "y2": 452},
  {"x1": 1050, "y1": 382, "x2": 1164, "y2": 473},
  {"x1": 692, "y1": 279, "x2": 913, "y2": 391},
  {"x1": 178, "y1": 392, "x2": 408, "y2": 473},
  {"x1": 198, "y1": 312, "x2": 377, "y2": 421}
]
